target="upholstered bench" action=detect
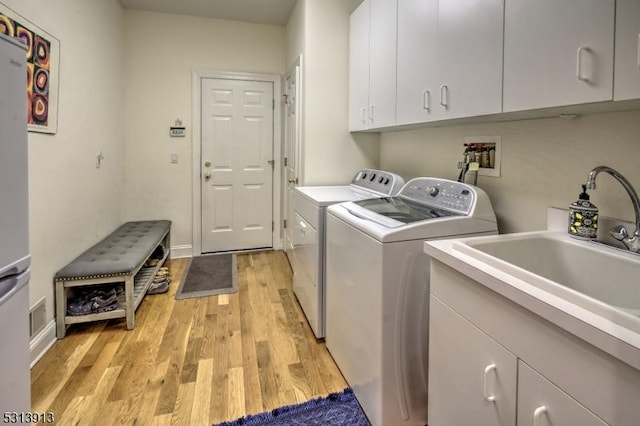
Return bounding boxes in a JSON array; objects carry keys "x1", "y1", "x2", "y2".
[{"x1": 54, "y1": 220, "x2": 171, "y2": 338}]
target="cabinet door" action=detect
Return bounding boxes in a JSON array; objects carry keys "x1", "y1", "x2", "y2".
[
  {"x1": 368, "y1": 0, "x2": 397, "y2": 128},
  {"x1": 348, "y1": 0, "x2": 370, "y2": 131},
  {"x1": 517, "y1": 361, "x2": 609, "y2": 426},
  {"x1": 429, "y1": 296, "x2": 517, "y2": 426},
  {"x1": 437, "y1": 0, "x2": 503, "y2": 120},
  {"x1": 396, "y1": 0, "x2": 439, "y2": 125},
  {"x1": 503, "y1": 0, "x2": 615, "y2": 112},
  {"x1": 614, "y1": 0, "x2": 640, "y2": 101}
]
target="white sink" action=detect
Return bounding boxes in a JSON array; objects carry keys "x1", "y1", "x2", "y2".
[{"x1": 453, "y1": 231, "x2": 640, "y2": 330}]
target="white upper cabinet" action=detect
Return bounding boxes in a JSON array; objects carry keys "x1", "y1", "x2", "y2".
[
  {"x1": 348, "y1": 0, "x2": 397, "y2": 131},
  {"x1": 368, "y1": 0, "x2": 397, "y2": 128},
  {"x1": 436, "y1": 0, "x2": 503, "y2": 120},
  {"x1": 396, "y1": 0, "x2": 439, "y2": 125},
  {"x1": 348, "y1": 0, "x2": 370, "y2": 131},
  {"x1": 614, "y1": 0, "x2": 640, "y2": 101},
  {"x1": 503, "y1": 0, "x2": 615, "y2": 112},
  {"x1": 396, "y1": 0, "x2": 503, "y2": 125}
]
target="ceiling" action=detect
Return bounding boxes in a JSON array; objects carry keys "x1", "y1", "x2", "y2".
[{"x1": 117, "y1": 0, "x2": 298, "y2": 26}]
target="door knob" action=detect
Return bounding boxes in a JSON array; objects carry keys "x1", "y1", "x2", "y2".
[
  {"x1": 204, "y1": 172, "x2": 211, "y2": 181},
  {"x1": 204, "y1": 161, "x2": 211, "y2": 168},
  {"x1": 288, "y1": 177, "x2": 298, "y2": 184}
]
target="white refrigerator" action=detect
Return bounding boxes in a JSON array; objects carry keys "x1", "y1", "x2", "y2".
[{"x1": 0, "y1": 33, "x2": 32, "y2": 415}]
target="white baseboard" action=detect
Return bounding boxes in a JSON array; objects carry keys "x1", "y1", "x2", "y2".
[
  {"x1": 170, "y1": 244, "x2": 193, "y2": 259},
  {"x1": 30, "y1": 320, "x2": 57, "y2": 368}
]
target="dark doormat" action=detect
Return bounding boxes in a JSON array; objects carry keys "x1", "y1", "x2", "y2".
[
  {"x1": 175, "y1": 253, "x2": 237, "y2": 300},
  {"x1": 213, "y1": 388, "x2": 369, "y2": 426}
]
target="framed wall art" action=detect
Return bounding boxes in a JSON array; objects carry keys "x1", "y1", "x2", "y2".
[{"x1": 0, "y1": 4, "x2": 59, "y2": 134}]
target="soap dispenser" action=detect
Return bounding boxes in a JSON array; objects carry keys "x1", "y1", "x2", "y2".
[{"x1": 568, "y1": 184, "x2": 598, "y2": 239}]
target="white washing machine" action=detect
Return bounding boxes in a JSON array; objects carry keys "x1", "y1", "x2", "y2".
[
  {"x1": 292, "y1": 169, "x2": 404, "y2": 339},
  {"x1": 325, "y1": 177, "x2": 498, "y2": 426}
]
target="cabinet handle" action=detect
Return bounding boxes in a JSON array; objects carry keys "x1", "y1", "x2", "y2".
[
  {"x1": 533, "y1": 406, "x2": 547, "y2": 426},
  {"x1": 369, "y1": 105, "x2": 375, "y2": 122},
  {"x1": 298, "y1": 221, "x2": 306, "y2": 234},
  {"x1": 422, "y1": 90, "x2": 431, "y2": 112},
  {"x1": 440, "y1": 84, "x2": 449, "y2": 108},
  {"x1": 637, "y1": 34, "x2": 640, "y2": 69},
  {"x1": 483, "y1": 364, "x2": 496, "y2": 402},
  {"x1": 576, "y1": 46, "x2": 591, "y2": 83}
]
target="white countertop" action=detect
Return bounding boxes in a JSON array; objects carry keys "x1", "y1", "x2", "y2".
[{"x1": 424, "y1": 233, "x2": 640, "y2": 371}]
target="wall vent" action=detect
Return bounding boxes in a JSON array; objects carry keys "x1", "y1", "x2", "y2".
[{"x1": 29, "y1": 298, "x2": 46, "y2": 339}]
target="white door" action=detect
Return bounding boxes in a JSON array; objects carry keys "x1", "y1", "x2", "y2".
[
  {"x1": 201, "y1": 78, "x2": 274, "y2": 253},
  {"x1": 284, "y1": 60, "x2": 301, "y2": 263}
]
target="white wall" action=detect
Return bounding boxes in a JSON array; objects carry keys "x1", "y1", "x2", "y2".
[
  {"x1": 1, "y1": 0, "x2": 125, "y2": 332},
  {"x1": 286, "y1": 0, "x2": 379, "y2": 186},
  {"x1": 122, "y1": 11, "x2": 286, "y2": 254},
  {"x1": 380, "y1": 110, "x2": 640, "y2": 233}
]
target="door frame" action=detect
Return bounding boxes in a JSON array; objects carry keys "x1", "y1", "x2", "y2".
[
  {"x1": 191, "y1": 70, "x2": 283, "y2": 256},
  {"x1": 283, "y1": 56, "x2": 303, "y2": 260}
]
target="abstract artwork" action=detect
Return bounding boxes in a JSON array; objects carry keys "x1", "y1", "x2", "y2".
[{"x1": 0, "y1": 4, "x2": 59, "y2": 134}]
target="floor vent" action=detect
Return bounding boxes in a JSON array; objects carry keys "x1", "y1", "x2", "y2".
[{"x1": 30, "y1": 298, "x2": 46, "y2": 339}]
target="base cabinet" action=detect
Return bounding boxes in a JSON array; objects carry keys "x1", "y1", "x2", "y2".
[
  {"x1": 429, "y1": 296, "x2": 517, "y2": 426},
  {"x1": 518, "y1": 361, "x2": 609, "y2": 426},
  {"x1": 430, "y1": 296, "x2": 612, "y2": 426}
]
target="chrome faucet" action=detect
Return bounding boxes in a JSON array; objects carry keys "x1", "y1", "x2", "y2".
[{"x1": 585, "y1": 166, "x2": 640, "y2": 252}]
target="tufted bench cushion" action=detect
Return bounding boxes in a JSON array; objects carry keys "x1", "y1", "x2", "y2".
[{"x1": 54, "y1": 220, "x2": 171, "y2": 281}]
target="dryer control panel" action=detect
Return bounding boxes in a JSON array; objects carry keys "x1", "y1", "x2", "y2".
[
  {"x1": 351, "y1": 169, "x2": 405, "y2": 196},
  {"x1": 399, "y1": 178, "x2": 476, "y2": 215}
]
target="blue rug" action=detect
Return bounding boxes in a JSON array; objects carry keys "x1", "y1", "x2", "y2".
[{"x1": 214, "y1": 388, "x2": 369, "y2": 426}]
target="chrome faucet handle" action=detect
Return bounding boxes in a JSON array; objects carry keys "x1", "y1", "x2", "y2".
[{"x1": 610, "y1": 225, "x2": 629, "y2": 241}]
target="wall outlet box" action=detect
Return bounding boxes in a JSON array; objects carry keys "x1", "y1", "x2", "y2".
[
  {"x1": 464, "y1": 135, "x2": 501, "y2": 177},
  {"x1": 170, "y1": 127, "x2": 186, "y2": 137}
]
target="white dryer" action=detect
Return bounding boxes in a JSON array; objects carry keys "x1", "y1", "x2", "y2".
[
  {"x1": 292, "y1": 169, "x2": 404, "y2": 339},
  {"x1": 325, "y1": 177, "x2": 498, "y2": 426}
]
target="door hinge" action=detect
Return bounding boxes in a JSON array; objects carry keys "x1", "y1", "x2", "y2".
[
  {"x1": 272, "y1": 221, "x2": 275, "y2": 231},
  {"x1": 268, "y1": 159, "x2": 275, "y2": 170},
  {"x1": 283, "y1": 94, "x2": 289, "y2": 104},
  {"x1": 273, "y1": 99, "x2": 275, "y2": 109},
  {"x1": 283, "y1": 219, "x2": 287, "y2": 229},
  {"x1": 284, "y1": 157, "x2": 288, "y2": 167}
]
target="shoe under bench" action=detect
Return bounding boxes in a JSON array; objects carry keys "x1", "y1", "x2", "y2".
[{"x1": 54, "y1": 220, "x2": 171, "y2": 339}]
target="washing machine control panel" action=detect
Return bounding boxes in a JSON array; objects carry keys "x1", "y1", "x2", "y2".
[{"x1": 400, "y1": 178, "x2": 476, "y2": 214}]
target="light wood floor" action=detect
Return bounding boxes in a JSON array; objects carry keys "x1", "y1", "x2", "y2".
[{"x1": 31, "y1": 251, "x2": 347, "y2": 425}]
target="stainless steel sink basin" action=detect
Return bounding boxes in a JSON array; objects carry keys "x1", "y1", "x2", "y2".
[{"x1": 453, "y1": 231, "x2": 640, "y2": 327}]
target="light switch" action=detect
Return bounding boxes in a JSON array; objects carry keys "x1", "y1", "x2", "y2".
[
  {"x1": 170, "y1": 153, "x2": 179, "y2": 164},
  {"x1": 96, "y1": 151, "x2": 104, "y2": 168}
]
